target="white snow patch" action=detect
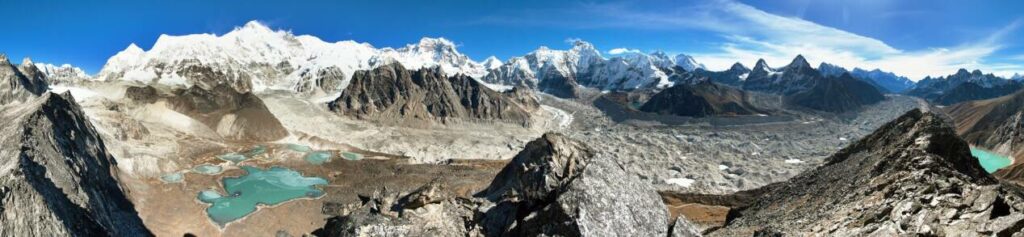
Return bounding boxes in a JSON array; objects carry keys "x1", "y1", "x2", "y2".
[
  {"x1": 718, "y1": 164, "x2": 729, "y2": 170},
  {"x1": 48, "y1": 86, "x2": 99, "y2": 102},
  {"x1": 666, "y1": 178, "x2": 696, "y2": 188},
  {"x1": 784, "y1": 159, "x2": 804, "y2": 164}
]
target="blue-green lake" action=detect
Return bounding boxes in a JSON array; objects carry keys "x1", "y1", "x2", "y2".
[
  {"x1": 303, "y1": 151, "x2": 333, "y2": 165},
  {"x1": 197, "y1": 166, "x2": 327, "y2": 226},
  {"x1": 971, "y1": 148, "x2": 1012, "y2": 173},
  {"x1": 159, "y1": 172, "x2": 184, "y2": 183},
  {"x1": 192, "y1": 164, "x2": 224, "y2": 175}
]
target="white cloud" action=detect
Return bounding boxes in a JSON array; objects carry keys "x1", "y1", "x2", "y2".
[
  {"x1": 475, "y1": 0, "x2": 1023, "y2": 80},
  {"x1": 664, "y1": 0, "x2": 1022, "y2": 80},
  {"x1": 608, "y1": 48, "x2": 641, "y2": 55}
]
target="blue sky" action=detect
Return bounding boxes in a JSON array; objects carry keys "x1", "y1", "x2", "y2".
[{"x1": 3, "y1": 0, "x2": 1023, "y2": 79}]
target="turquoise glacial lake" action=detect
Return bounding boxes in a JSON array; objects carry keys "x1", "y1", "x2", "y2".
[
  {"x1": 197, "y1": 166, "x2": 328, "y2": 226},
  {"x1": 971, "y1": 147, "x2": 1012, "y2": 173},
  {"x1": 303, "y1": 151, "x2": 333, "y2": 165}
]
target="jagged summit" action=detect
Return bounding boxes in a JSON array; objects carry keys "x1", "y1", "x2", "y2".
[
  {"x1": 729, "y1": 62, "x2": 748, "y2": 71},
  {"x1": 787, "y1": 54, "x2": 810, "y2": 69},
  {"x1": 21, "y1": 57, "x2": 33, "y2": 66}
]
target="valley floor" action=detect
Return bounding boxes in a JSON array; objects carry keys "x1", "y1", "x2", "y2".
[{"x1": 67, "y1": 81, "x2": 921, "y2": 236}]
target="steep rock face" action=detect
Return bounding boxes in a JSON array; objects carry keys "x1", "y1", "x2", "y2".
[
  {"x1": 640, "y1": 80, "x2": 767, "y2": 117},
  {"x1": 784, "y1": 73, "x2": 886, "y2": 112},
  {"x1": 690, "y1": 62, "x2": 750, "y2": 87},
  {"x1": 908, "y1": 69, "x2": 1020, "y2": 105},
  {"x1": 292, "y1": 66, "x2": 347, "y2": 94},
  {"x1": 328, "y1": 63, "x2": 539, "y2": 126},
  {"x1": 711, "y1": 109, "x2": 1024, "y2": 236},
  {"x1": 1, "y1": 55, "x2": 48, "y2": 104},
  {"x1": 945, "y1": 91, "x2": 1024, "y2": 179},
  {"x1": 536, "y1": 64, "x2": 581, "y2": 98},
  {"x1": 478, "y1": 133, "x2": 673, "y2": 236},
  {"x1": 742, "y1": 56, "x2": 819, "y2": 95},
  {"x1": 312, "y1": 133, "x2": 684, "y2": 237},
  {"x1": 125, "y1": 84, "x2": 288, "y2": 141},
  {"x1": 0, "y1": 92, "x2": 151, "y2": 236}
]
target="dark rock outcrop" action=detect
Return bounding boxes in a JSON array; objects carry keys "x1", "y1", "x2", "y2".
[
  {"x1": 742, "y1": 55, "x2": 819, "y2": 95},
  {"x1": 640, "y1": 80, "x2": 767, "y2": 117},
  {"x1": 689, "y1": 62, "x2": 751, "y2": 87},
  {"x1": 710, "y1": 109, "x2": 1024, "y2": 236},
  {"x1": 0, "y1": 92, "x2": 151, "y2": 236},
  {"x1": 328, "y1": 63, "x2": 539, "y2": 126},
  {"x1": 293, "y1": 66, "x2": 347, "y2": 94},
  {"x1": 312, "y1": 133, "x2": 683, "y2": 236},
  {"x1": 1, "y1": 54, "x2": 49, "y2": 104},
  {"x1": 125, "y1": 84, "x2": 288, "y2": 141},
  {"x1": 536, "y1": 64, "x2": 581, "y2": 98},
  {"x1": 783, "y1": 73, "x2": 886, "y2": 113}
]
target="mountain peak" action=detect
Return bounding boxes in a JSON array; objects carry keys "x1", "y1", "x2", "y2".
[
  {"x1": 482, "y1": 56, "x2": 502, "y2": 70},
  {"x1": 240, "y1": 20, "x2": 273, "y2": 32},
  {"x1": 788, "y1": 54, "x2": 810, "y2": 68},
  {"x1": 956, "y1": 68, "x2": 970, "y2": 75},
  {"x1": 674, "y1": 54, "x2": 704, "y2": 71},
  {"x1": 729, "y1": 62, "x2": 748, "y2": 71},
  {"x1": 0, "y1": 53, "x2": 8, "y2": 65},
  {"x1": 417, "y1": 37, "x2": 456, "y2": 50},
  {"x1": 21, "y1": 57, "x2": 33, "y2": 66}
]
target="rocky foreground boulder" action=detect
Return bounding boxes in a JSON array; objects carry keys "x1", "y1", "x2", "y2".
[
  {"x1": 0, "y1": 92, "x2": 151, "y2": 236},
  {"x1": 312, "y1": 133, "x2": 688, "y2": 236},
  {"x1": 328, "y1": 63, "x2": 540, "y2": 127},
  {"x1": 709, "y1": 109, "x2": 1024, "y2": 236}
]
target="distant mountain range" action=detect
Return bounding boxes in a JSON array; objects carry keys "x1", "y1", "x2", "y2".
[
  {"x1": 27, "y1": 20, "x2": 1024, "y2": 110},
  {"x1": 906, "y1": 69, "x2": 1023, "y2": 105}
]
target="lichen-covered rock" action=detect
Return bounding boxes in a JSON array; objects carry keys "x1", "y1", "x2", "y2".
[{"x1": 0, "y1": 92, "x2": 151, "y2": 236}]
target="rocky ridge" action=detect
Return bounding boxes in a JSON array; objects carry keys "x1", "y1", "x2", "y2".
[
  {"x1": 709, "y1": 109, "x2": 1024, "y2": 236},
  {"x1": 0, "y1": 92, "x2": 151, "y2": 236},
  {"x1": 328, "y1": 63, "x2": 540, "y2": 127}
]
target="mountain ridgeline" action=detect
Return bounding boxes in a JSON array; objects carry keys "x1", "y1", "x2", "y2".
[
  {"x1": 328, "y1": 63, "x2": 540, "y2": 126},
  {"x1": 908, "y1": 69, "x2": 1023, "y2": 105},
  {"x1": 710, "y1": 109, "x2": 1024, "y2": 236},
  {"x1": 640, "y1": 79, "x2": 767, "y2": 117}
]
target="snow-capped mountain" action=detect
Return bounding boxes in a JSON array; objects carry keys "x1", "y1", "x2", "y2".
[
  {"x1": 97, "y1": 21, "x2": 489, "y2": 93},
  {"x1": 673, "y1": 53, "x2": 705, "y2": 71},
  {"x1": 907, "y1": 68, "x2": 1021, "y2": 105},
  {"x1": 1012, "y1": 73, "x2": 1023, "y2": 81},
  {"x1": 816, "y1": 62, "x2": 914, "y2": 93},
  {"x1": 481, "y1": 56, "x2": 503, "y2": 70},
  {"x1": 30, "y1": 60, "x2": 90, "y2": 84},
  {"x1": 481, "y1": 40, "x2": 705, "y2": 92}
]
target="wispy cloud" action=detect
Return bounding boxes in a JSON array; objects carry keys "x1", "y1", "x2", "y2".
[
  {"x1": 471, "y1": 0, "x2": 1023, "y2": 80},
  {"x1": 608, "y1": 48, "x2": 641, "y2": 55}
]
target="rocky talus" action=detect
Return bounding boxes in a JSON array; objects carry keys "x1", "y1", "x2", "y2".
[
  {"x1": 125, "y1": 84, "x2": 289, "y2": 142},
  {"x1": 709, "y1": 109, "x2": 1024, "y2": 236},
  {"x1": 0, "y1": 92, "x2": 152, "y2": 236},
  {"x1": 312, "y1": 133, "x2": 689, "y2": 236},
  {"x1": 328, "y1": 63, "x2": 539, "y2": 126}
]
